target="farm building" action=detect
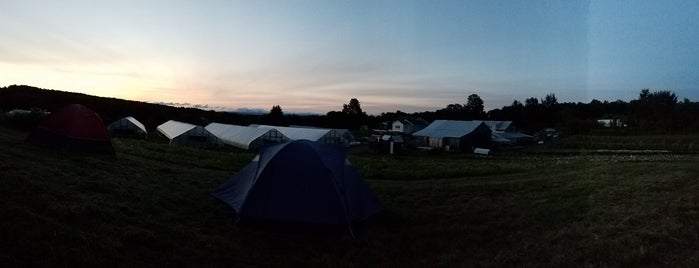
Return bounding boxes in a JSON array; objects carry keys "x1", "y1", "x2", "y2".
[
  {"x1": 490, "y1": 131, "x2": 532, "y2": 145},
  {"x1": 480, "y1": 121, "x2": 516, "y2": 132},
  {"x1": 26, "y1": 104, "x2": 114, "y2": 154},
  {"x1": 107, "y1": 116, "x2": 148, "y2": 138},
  {"x1": 205, "y1": 123, "x2": 289, "y2": 150},
  {"x1": 252, "y1": 125, "x2": 354, "y2": 147},
  {"x1": 391, "y1": 118, "x2": 428, "y2": 134},
  {"x1": 156, "y1": 120, "x2": 221, "y2": 148},
  {"x1": 479, "y1": 120, "x2": 532, "y2": 145},
  {"x1": 379, "y1": 134, "x2": 404, "y2": 154},
  {"x1": 413, "y1": 120, "x2": 492, "y2": 151}
]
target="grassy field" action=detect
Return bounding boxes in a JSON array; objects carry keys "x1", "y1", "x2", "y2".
[
  {"x1": 2, "y1": 126, "x2": 699, "y2": 267},
  {"x1": 543, "y1": 134, "x2": 699, "y2": 153}
]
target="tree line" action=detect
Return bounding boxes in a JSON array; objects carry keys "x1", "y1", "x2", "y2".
[
  {"x1": 485, "y1": 90, "x2": 699, "y2": 134},
  {"x1": 2, "y1": 85, "x2": 698, "y2": 134},
  {"x1": 376, "y1": 90, "x2": 699, "y2": 134}
]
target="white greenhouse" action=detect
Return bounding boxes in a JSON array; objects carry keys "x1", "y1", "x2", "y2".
[
  {"x1": 107, "y1": 116, "x2": 148, "y2": 137},
  {"x1": 252, "y1": 125, "x2": 354, "y2": 146},
  {"x1": 205, "y1": 123, "x2": 289, "y2": 150},
  {"x1": 156, "y1": 120, "x2": 221, "y2": 148}
]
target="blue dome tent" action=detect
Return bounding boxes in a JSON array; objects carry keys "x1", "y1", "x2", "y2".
[{"x1": 212, "y1": 140, "x2": 383, "y2": 235}]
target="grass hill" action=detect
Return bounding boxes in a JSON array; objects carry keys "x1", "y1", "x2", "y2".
[{"x1": 3, "y1": 125, "x2": 699, "y2": 266}]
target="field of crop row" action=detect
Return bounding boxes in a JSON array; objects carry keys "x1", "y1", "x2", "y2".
[{"x1": 2, "y1": 126, "x2": 699, "y2": 267}]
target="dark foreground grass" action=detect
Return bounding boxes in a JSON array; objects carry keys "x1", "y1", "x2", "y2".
[{"x1": 2, "y1": 125, "x2": 699, "y2": 267}]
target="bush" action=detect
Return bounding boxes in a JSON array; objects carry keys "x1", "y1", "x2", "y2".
[{"x1": 5, "y1": 108, "x2": 49, "y2": 130}]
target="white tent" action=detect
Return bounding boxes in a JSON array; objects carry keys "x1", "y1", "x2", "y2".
[
  {"x1": 107, "y1": 116, "x2": 147, "y2": 137},
  {"x1": 205, "y1": 123, "x2": 289, "y2": 150},
  {"x1": 156, "y1": 120, "x2": 221, "y2": 147}
]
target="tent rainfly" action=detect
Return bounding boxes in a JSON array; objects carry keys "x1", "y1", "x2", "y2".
[
  {"x1": 26, "y1": 104, "x2": 114, "y2": 154},
  {"x1": 156, "y1": 120, "x2": 221, "y2": 147},
  {"x1": 205, "y1": 123, "x2": 289, "y2": 150},
  {"x1": 212, "y1": 140, "x2": 383, "y2": 235},
  {"x1": 107, "y1": 116, "x2": 148, "y2": 137}
]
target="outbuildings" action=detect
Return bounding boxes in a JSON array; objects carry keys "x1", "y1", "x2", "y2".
[
  {"x1": 391, "y1": 118, "x2": 428, "y2": 134},
  {"x1": 412, "y1": 120, "x2": 491, "y2": 151},
  {"x1": 156, "y1": 120, "x2": 221, "y2": 148},
  {"x1": 380, "y1": 134, "x2": 404, "y2": 154}
]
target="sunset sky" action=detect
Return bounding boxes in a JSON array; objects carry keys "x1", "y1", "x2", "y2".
[{"x1": 2, "y1": 0, "x2": 698, "y2": 114}]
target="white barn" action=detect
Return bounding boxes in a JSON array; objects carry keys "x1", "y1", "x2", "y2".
[
  {"x1": 205, "y1": 123, "x2": 289, "y2": 150},
  {"x1": 107, "y1": 116, "x2": 148, "y2": 137},
  {"x1": 156, "y1": 120, "x2": 221, "y2": 148}
]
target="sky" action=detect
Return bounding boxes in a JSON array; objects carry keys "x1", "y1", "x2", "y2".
[{"x1": 1, "y1": 0, "x2": 698, "y2": 115}]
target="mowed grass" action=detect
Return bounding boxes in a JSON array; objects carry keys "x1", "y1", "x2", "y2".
[{"x1": 2, "y1": 125, "x2": 699, "y2": 267}]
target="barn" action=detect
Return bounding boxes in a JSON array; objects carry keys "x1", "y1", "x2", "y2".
[
  {"x1": 156, "y1": 120, "x2": 221, "y2": 148},
  {"x1": 412, "y1": 120, "x2": 491, "y2": 151}
]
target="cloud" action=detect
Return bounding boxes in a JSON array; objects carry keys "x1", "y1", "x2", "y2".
[
  {"x1": 152, "y1": 101, "x2": 272, "y2": 115},
  {"x1": 229, "y1": 108, "x2": 267, "y2": 115}
]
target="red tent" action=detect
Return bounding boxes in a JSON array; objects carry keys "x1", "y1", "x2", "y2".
[{"x1": 27, "y1": 104, "x2": 115, "y2": 154}]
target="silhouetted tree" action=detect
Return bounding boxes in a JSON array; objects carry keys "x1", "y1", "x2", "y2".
[
  {"x1": 512, "y1": 99, "x2": 523, "y2": 108},
  {"x1": 270, "y1": 105, "x2": 283, "y2": 117},
  {"x1": 466, "y1": 94, "x2": 485, "y2": 119},
  {"x1": 521, "y1": 97, "x2": 544, "y2": 130},
  {"x1": 503, "y1": 99, "x2": 524, "y2": 125},
  {"x1": 542, "y1": 93, "x2": 558, "y2": 108},
  {"x1": 265, "y1": 105, "x2": 285, "y2": 126},
  {"x1": 630, "y1": 89, "x2": 678, "y2": 132},
  {"x1": 540, "y1": 93, "x2": 559, "y2": 127},
  {"x1": 525, "y1": 97, "x2": 539, "y2": 107},
  {"x1": 337, "y1": 98, "x2": 368, "y2": 129},
  {"x1": 445, "y1": 103, "x2": 465, "y2": 112},
  {"x1": 676, "y1": 98, "x2": 699, "y2": 132},
  {"x1": 343, "y1": 98, "x2": 365, "y2": 116}
]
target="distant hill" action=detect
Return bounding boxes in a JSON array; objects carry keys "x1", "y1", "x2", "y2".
[{"x1": 0, "y1": 85, "x2": 265, "y2": 131}]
